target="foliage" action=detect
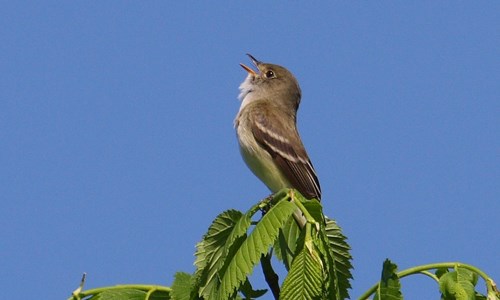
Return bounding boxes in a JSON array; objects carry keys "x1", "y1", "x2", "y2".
[
  {"x1": 359, "y1": 260, "x2": 499, "y2": 300},
  {"x1": 69, "y1": 189, "x2": 498, "y2": 300}
]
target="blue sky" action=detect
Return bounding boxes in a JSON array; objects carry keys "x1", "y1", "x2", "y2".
[{"x1": 1, "y1": 2, "x2": 498, "y2": 299}]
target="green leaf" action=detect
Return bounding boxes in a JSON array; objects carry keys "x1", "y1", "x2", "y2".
[
  {"x1": 273, "y1": 216, "x2": 300, "y2": 270},
  {"x1": 214, "y1": 199, "x2": 297, "y2": 300},
  {"x1": 193, "y1": 206, "x2": 259, "y2": 299},
  {"x1": 439, "y1": 267, "x2": 477, "y2": 300},
  {"x1": 171, "y1": 272, "x2": 192, "y2": 300},
  {"x1": 147, "y1": 290, "x2": 172, "y2": 300},
  {"x1": 87, "y1": 289, "x2": 146, "y2": 300},
  {"x1": 301, "y1": 198, "x2": 324, "y2": 223},
  {"x1": 87, "y1": 288, "x2": 171, "y2": 300},
  {"x1": 280, "y1": 246, "x2": 323, "y2": 300},
  {"x1": 276, "y1": 194, "x2": 353, "y2": 300},
  {"x1": 436, "y1": 267, "x2": 451, "y2": 279},
  {"x1": 194, "y1": 210, "x2": 246, "y2": 271},
  {"x1": 324, "y1": 218, "x2": 353, "y2": 299},
  {"x1": 314, "y1": 224, "x2": 336, "y2": 299},
  {"x1": 374, "y1": 259, "x2": 402, "y2": 300}
]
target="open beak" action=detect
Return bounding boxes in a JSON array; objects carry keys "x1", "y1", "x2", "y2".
[{"x1": 239, "y1": 53, "x2": 260, "y2": 76}]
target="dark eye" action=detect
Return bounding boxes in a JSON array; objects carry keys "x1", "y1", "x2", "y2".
[{"x1": 265, "y1": 70, "x2": 275, "y2": 78}]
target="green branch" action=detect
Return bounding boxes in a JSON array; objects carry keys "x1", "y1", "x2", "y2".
[
  {"x1": 358, "y1": 262, "x2": 498, "y2": 300},
  {"x1": 69, "y1": 284, "x2": 172, "y2": 300}
]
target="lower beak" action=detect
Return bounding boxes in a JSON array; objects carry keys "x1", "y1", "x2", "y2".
[
  {"x1": 240, "y1": 53, "x2": 261, "y2": 76},
  {"x1": 240, "y1": 63, "x2": 257, "y2": 75}
]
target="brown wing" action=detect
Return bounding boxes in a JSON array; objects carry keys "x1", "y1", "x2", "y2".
[{"x1": 251, "y1": 109, "x2": 321, "y2": 200}]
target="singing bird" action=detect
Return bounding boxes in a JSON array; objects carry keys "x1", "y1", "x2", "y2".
[{"x1": 234, "y1": 54, "x2": 321, "y2": 225}]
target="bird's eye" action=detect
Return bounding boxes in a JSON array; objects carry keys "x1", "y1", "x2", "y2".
[{"x1": 265, "y1": 70, "x2": 275, "y2": 78}]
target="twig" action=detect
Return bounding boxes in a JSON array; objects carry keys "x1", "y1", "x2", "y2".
[{"x1": 261, "y1": 251, "x2": 280, "y2": 300}]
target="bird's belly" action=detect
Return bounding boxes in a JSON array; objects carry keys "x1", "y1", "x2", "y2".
[{"x1": 238, "y1": 134, "x2": 291, "y2": 193}]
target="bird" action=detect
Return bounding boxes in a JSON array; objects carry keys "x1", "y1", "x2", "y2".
[{"x1": 234, "y1": 54, "x2": 321, "y2": 226}]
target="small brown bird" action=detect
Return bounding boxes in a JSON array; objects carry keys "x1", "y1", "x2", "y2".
[{"x1": 235, "y1": 54, "x2": 321, "y2": 220}]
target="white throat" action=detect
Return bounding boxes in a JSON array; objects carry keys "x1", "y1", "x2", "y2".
[{"x1": 238, "y1": 75, "x2": 261, "y2": 113}]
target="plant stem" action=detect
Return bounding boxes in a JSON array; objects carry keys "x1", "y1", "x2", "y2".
[
  {"x1": 290, "y1": 191, "x2": 316, "y2": 225},
  {"x1": 261, "y1": 251, "x2": 280, "y2": 300},
  {"x1": 418, "y1": 270, "x2": 439, "y2": 282},
  {"x1": 68, "y1": 284, "x2": 172, "y2": 300},
  {"x1": 357, "y1": 262, "x2": 497, "y2": 300}
]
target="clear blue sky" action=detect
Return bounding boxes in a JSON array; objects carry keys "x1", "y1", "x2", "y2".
[{"x1": 1, "y1": 2, "x2": 498, "y2": 299}]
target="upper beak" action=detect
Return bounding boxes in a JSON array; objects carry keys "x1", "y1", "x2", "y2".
[{"x1": 240, "y1": 53, "x2": 260, "y2": 76}]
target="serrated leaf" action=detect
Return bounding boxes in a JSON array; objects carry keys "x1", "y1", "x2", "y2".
[
  {"x1": 172, "y1": 272, "x2": 192, "y2": 300},
  {"x1": 194, "y1": 209, "x2": 252, "y2": 299},
  {"x1": 193, "y1": 204, "x2": 261, "y2": 299},
  {"x1": 273, "y1": 216, "x2": 300, "y2": 270},
  {"x1": 87, "y1": 288, "x2": 171, "y2": 300},
  {"x1": 315, "y1": 228, "x2": 339, "y2": 299},
  {"x1": 439, "y1": 267, "x2": 477, "y2": 300},
  {"x1": 214, "y1": 199, "x2": 297, "y2": 300},
  {"x1": 88, "y1": 289, "x2": 148, "y2": 300},
  {"x1": 458, "y1": 268, "x2": 478, "y2": 287},
  {"x1": 325, "y1": 218, "x2": 353, "y2": 299},
  {"x1": 374, "y1": 259, "x2": 402, "y2": 300},
  {"x1": 194, "y1": 210, "x2": 245, "y2": 271},
  {"x1": 281, "y1": 246, "x2": 323, "y2": 300}
]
